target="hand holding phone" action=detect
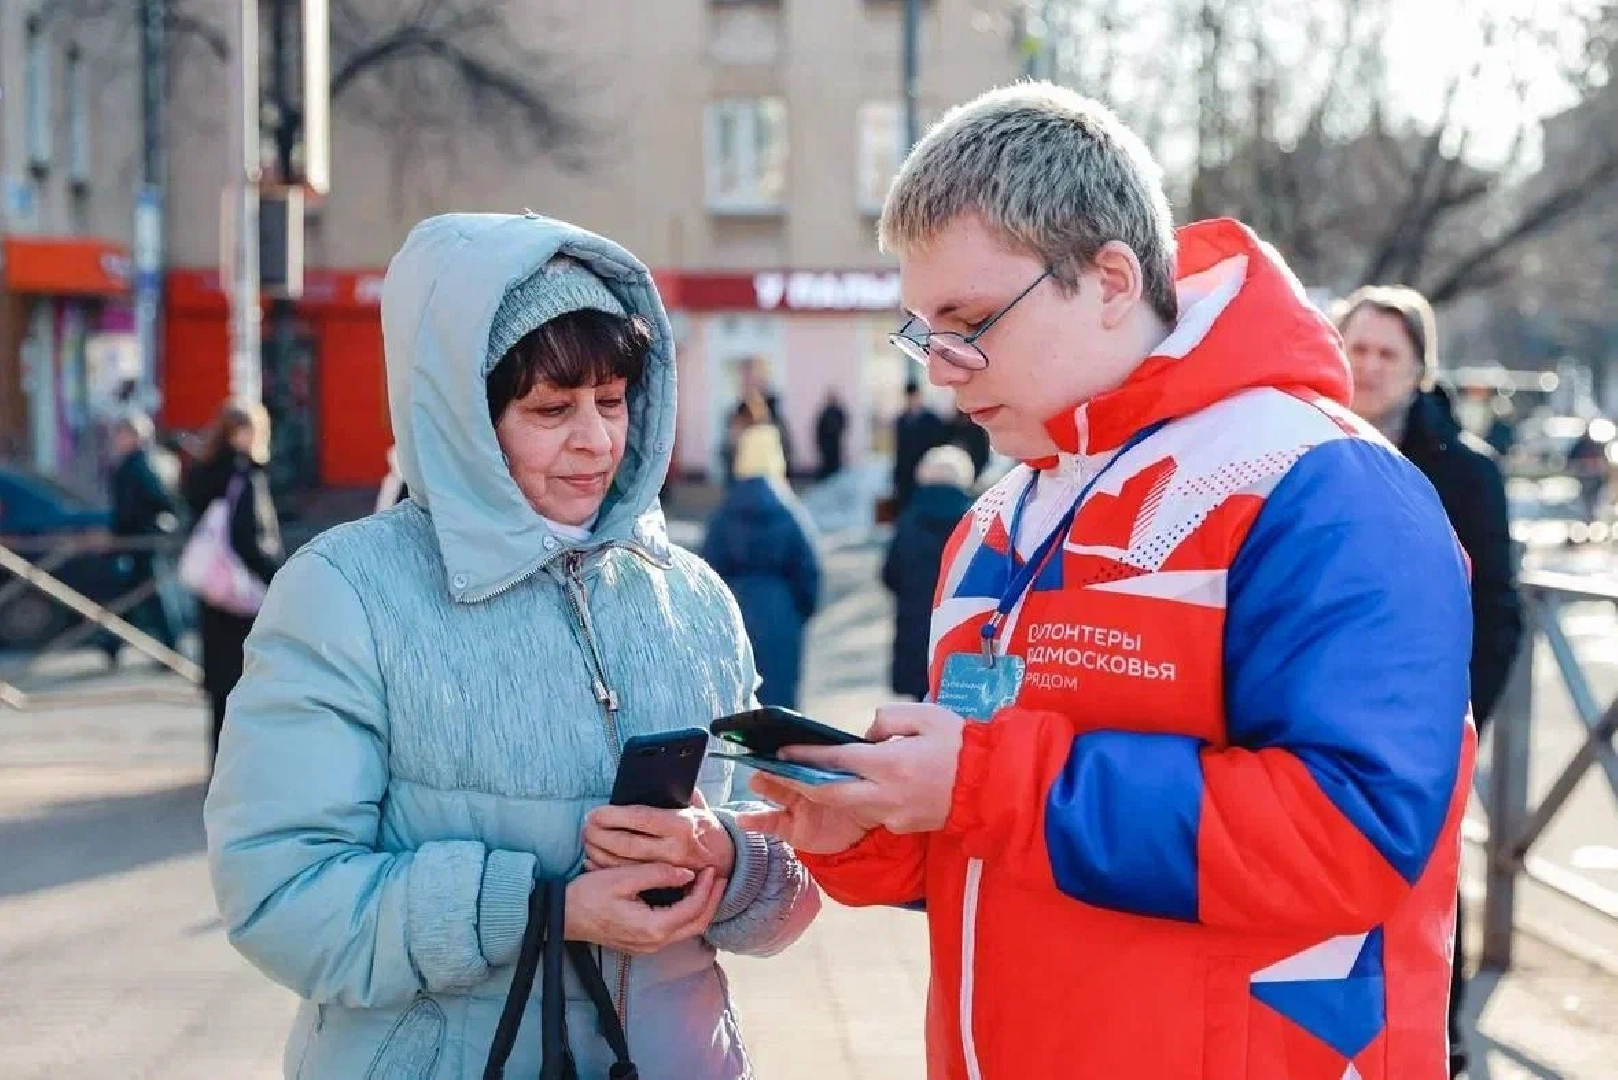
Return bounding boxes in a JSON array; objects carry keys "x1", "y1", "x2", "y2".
[
  {"x1": 709, "y1": 706, "x2": 866, "y2": 784},
  {"x1": 601, "y1": 728, "x2": 710, "y2": 906}
]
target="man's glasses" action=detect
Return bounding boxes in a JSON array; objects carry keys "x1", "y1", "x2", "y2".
[{"x1": 888, "y1": 268, "x2": 1053, "y2": 372}]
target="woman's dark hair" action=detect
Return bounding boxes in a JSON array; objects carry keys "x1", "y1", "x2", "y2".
[{"x1": 486, "y1": 309, "x2": 654, "y2": 424}]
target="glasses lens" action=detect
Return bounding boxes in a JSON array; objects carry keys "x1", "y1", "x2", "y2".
[
  {"x1": 889, "y1": 332, "x2": 929, "y2": 365},
  {"x1": 930, "y1": 333, "x2": 988, "y2": 371}
]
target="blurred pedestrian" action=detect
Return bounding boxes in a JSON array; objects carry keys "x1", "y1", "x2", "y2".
[
  {"x1": 204, "y1": 214, "x2": 818, "y2": 1079},
  {"x1": 105, "y1": 409, "x2": 182, "y2": 659},
  {"x1": 720, "y1": 392, "x2": 771, "y2": 486},
  {"x1": 702, "y1": 423, "x2": 821, "y2": 708},
  {"x1": 1341, "y1": 283, "x2": 1524, "y2": 1077},
  {"x1": 1567, "y1": 422, "x2": 1609, "y2": 523},
  {"x1": 883, "y1": 444, "x2": 975, "y2": 699},
  {"x1": 891, "y1": 380, "x2": 946, "y2": 512},
  {"x1": 815, "y1": 388, "x2": 849, "y2": 480},
  {"x1": 182, "y1": 399, "x2": 282, "y2": 762},
  {"x1": 737, "y1": 357, "x2": 794, "y2": 474}
]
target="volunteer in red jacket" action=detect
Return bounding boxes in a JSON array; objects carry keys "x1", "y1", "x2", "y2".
[{"x1": 739, "y1": 82, "x2": 1475, "y2": 1080}]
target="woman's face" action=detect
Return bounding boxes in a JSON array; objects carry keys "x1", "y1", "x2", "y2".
[{"x1": 495, "y1": 377, "x2": 630, "y2": 526}]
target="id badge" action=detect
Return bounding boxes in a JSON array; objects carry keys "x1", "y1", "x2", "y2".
[{"x1": 938, "y1": 652, "x2": 1026, "y2": 722}]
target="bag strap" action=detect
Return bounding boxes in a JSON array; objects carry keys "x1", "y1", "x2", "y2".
[
  {"x1": 481, "y1": 879, "x2": 638, "y2": 1080},
  {"x1": 565, "y1": 942, "x2": 638, "y2": 1079},
  {"x1": 540, "y1": 881, "x2": 573, "y2": 1080},
  {"x1": 483, "y1": 881, "x2": 550, "y2": 1080}
]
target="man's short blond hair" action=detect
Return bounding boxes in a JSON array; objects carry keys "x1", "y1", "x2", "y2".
[{"x1": 880, "y1": 82, "x2": 1179, "y2": 326}]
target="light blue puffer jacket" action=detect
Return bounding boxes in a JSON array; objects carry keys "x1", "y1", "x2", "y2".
[{"x1": 203, "y1": 213, "x2": 820, "y2": 1080}]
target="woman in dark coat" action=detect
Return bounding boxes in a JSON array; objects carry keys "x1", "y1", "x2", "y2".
[
  {"x1": 181, "y1": 400, "x2": 283, "y2": 761},
  {"x1": 1341, "y1": 285, "x2": 1524, "y2": 1079},
  {"x1": 883, "y1": 444, "x2": 976, "y2": 699},
  {"x1": 702, "y1": 423, "x2": 821, "y2": 708}
]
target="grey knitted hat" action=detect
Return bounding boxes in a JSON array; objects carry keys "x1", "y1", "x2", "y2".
[{"x1": 482, "y1": 256, "x2": 627, "y2": 377}]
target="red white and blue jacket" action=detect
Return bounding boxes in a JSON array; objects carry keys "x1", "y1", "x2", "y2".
[{"x1": 801, "y1": 219, "x2": 1476, "y2": 1080}]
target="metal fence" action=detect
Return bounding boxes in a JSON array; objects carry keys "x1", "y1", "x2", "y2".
[
  {"x1": 0, "y1": 534, "x2": 201, "y2": 709},
  {"x1": 1480, "y1": 569, "x2": 1618, "y2": 969}
]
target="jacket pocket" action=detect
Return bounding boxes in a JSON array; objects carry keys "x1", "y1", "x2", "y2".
[
  {"x1": 364, "y1": 996, "x2": 447, "y2": 1080},
  {"x1": 1204, "y1": 957, "x2": 1251, "y2": 1080}
]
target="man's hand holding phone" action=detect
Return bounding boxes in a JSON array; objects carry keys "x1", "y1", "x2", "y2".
[{"x1": 739, "y1": 702, "x2": 967, "y2": 845}]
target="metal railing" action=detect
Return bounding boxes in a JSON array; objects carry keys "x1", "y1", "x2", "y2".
[
  {"x1": 0, "y1": 534, "x2": 201, "y2": 709},
  {"x1": 1481, "y1": 568, "x2": 1618, "y2": 969}
]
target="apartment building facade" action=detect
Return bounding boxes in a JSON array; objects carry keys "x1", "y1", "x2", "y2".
[
  {"x1": 157, "y1": 0, "x2": 1027, "y2": 486},
  {"x1": 0, "y1": 1, "x2": 1026, "y2": 490},
  {"x1": 0, "y1": 2, "x2": 147, "y2": 495}
]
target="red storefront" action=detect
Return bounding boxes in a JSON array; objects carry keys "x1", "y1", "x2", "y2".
[
  {"x1": 160, "y1": 265, "x2": 913, "y2": 488},
  {"x1": 0, "y1": 236, "x2": 138, "y2": 495},
  {"x1": 163, "y1": 268, "x2": 390, "y2": 487}
]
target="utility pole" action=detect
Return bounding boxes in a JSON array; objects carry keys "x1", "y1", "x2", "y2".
[
  {"x1": 902, "y1": 0, "x2": 920, "y2": 150},
  {"x1": 135, "y1": 0, "x2": 165, "y2": 411},
  {"x1": 228, "y1": 0, "x2": 262, "y2": 406}
]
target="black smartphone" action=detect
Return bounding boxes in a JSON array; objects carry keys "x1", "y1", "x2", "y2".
[
  {"x1": 609, "y1": 727, "x2": 709, "y2": 907},
  {"x1": 709, "y1": 706, "x2": 867, "y2": 758}
]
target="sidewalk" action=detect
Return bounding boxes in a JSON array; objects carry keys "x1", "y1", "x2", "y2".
[{"x1": 1, "y1": 543, "x2": 1615, "y2": 1078}]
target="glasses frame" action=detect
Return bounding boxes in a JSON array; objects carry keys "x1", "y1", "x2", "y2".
[{"x1": 888, "y1": 267, "x2": 1054, "y2": 371}]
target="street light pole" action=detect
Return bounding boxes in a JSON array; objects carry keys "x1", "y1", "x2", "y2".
[
  {"x1": 902, "y1": 0, "x2": 920, "y2": 150},
  {"x1": 228, "y1": 0, "x2": 262, "y2": 405},
  {"x1": 135, "y1": 0, "x2": 165, "y2": 410}
]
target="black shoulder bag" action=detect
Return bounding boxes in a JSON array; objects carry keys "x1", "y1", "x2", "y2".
[{"x1": 483, "y1": 879, "x2": 639, "y2": 1080}]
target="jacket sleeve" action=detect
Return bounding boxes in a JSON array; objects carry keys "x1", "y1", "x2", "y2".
[
  {"x1": 203, "y1": 551, "x2": 538, "y2": 1008},
  {"x1": 798, "y1": 828, "x2": 930, "y2": 907},
  {"x1": 940, "y1": 439, "x2": 1474, "y2": 934},
  {"x1": 698, "y1": 593, "x2": 822, "y2": 956},
  {"x1": 1449, "y1": 450, "x2": 1523, "y2": 725}
]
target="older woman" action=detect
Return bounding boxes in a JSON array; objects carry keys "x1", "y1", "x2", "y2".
[{"x1": 204, "y1": 213, "x2": 819, "y2": 1079}]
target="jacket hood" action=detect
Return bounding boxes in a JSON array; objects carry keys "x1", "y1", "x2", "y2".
[
  {"x1": 381, "y1": 212, "x2": 678, "y2": 602},
  {"x1": 1043, "y1": 218, "x2": 1351, "y2": 461}
]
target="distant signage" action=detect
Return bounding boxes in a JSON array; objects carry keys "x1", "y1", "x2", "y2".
[{"x1": 661, "y1": 269, "x2": 902, "y2": 313}]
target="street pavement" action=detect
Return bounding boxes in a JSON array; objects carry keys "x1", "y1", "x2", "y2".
[{"x1": 2, "y1": 541, "x2": 1616, "y2": 1078}]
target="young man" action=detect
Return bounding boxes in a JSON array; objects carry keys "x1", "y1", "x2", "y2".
[{"x1": 740, "y1": 83, "x2": 1475, "y2": 1079}]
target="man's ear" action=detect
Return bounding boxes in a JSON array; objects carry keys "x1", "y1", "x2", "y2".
[{"x1": 1092, "y1": 241, "x2": 1146, "y2": 330}]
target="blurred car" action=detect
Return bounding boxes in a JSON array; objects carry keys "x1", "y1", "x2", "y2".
[{"x1": 0, "y1": 468, "x2": 125, "y2": 649}]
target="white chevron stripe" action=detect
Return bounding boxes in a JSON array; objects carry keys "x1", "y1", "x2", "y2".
[
  {"x1": 1251, "y1": 932, "x2": 1367, "y2": 984},
  {"x1": 1085, "y1": 570, "x2": 1228, "y2": 608},
  {"x1": 929, "y1": 596, "x2": 997, "y2": 662}
]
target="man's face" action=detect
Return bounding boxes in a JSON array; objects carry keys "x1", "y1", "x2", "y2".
[
  {"x1": 897, "y1": 214, "x2": 1138, "y2": 460},
  {"x1": 1344, "y1": 307, "x2": 1423, "y2": 427}
]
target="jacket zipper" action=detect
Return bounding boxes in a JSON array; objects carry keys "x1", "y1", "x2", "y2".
[{"x1": 560, "y1": 551, "x2": 632, "y2": 1029}]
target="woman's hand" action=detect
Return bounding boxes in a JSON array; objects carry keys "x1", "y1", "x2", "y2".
[
  {"x1": 563, "y1": 864, "x2": 727, "y2": 955},
  {"x1": 735, "y1": 773, "x2": 871, "y2": 855},
  {"x1": 582, "y1": 790, "x2": 736, "y2": 876}
]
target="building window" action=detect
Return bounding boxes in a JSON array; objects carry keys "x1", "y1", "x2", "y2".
[
  {"x1": 704, "y1": 98, "x2": 788, "y2": 214},
  {"x1": 857, "y1": 102, "x2": 903, "y2": 214},
  {"x1": 66, "y1": 43, "x2": 91, "y2": 191},
  {"x1": 25, "y1": 15, "x2": 52, "y2": 177}
]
